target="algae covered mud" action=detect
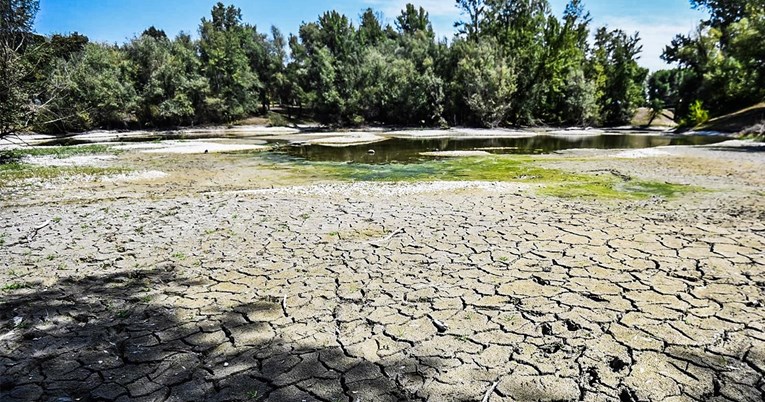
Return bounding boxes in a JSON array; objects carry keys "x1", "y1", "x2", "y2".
[{"x1": 1, "y1": 129, "x2": 764, "y2": 401}]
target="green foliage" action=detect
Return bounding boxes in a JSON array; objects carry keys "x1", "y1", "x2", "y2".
[
  {"x1": 12, "y1": 1, "x2": 655, "y2": 132},
  {"x1": 45, "y1": 43, "x2": 137, "y2": 131},
  {"x1": 682, "y1": 100, "x2": 710, "y2": 126},
  {"x1": 647, "y1": 69, "x2": 684, "y2": 111},
  {"x1": 453, "y1": 39, "x2": 516, "y2": 127},
  {"x1": 590, "y1": 28, "x2": 648, "y2": 126},
  {"x1": 267, "y1": 112, "x2": 289, "y2": 127},
  {"x1": 125, "y1": 33, "x2": 208, "y2": 127},
  {"x1": 0, "y1": 0, "x2": 44, "y2": 138},
  {"x1": 198, "y1": 3, "x2": 261, "y2": 122},
  {"x1": 663, "y1": 0, "x2": 765, "y2": 120}
]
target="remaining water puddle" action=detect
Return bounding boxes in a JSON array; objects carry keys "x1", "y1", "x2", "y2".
[{"x1": 284, "y1": 134, "x2": 729, "y2": 163}]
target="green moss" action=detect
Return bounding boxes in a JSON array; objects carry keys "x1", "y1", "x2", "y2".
[
  {"x1": 304, "y1": 155, "x2": 583, "y2": 183},
  {"x1": 542, "y1": 180, "x2": 697, "y2": 200}
]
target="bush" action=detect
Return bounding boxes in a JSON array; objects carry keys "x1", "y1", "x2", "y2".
[
  {"x1": 267, "y1": 112, "x2": 289, "y2": 127},
  {"x1": 683, "y1": 100, "x2": 710, "y2": 127}
]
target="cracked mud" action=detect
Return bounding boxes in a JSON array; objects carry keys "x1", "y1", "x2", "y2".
[{"x1": 1, "y1": 145, "x2": 764, "y2": 402}]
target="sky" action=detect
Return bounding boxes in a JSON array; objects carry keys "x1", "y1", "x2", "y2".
[{"x1": 36, "y1": 0, "x2": 707, "y2": 71}]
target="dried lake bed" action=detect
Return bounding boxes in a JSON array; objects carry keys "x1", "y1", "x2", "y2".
[{"x1": 1, "y1": 128, "x2": 764, "y2": 401}]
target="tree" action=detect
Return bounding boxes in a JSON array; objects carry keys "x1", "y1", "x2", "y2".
[
  {"x1": 590, "y1": 28, "x2": 648, "y2": 126},
  {"x1": 0, "y1": 0, "x2": 45, "y2": 138},
  {"x1": 691, "y1": 0, "x2": 763, "y2": 28},
  {"x1": 125, "y1": 33, "x2": 209, "y2": 127},
  {"x1": 49, "y1": 32, "x2": 88, "y2": 60},
  {"x1": 358, "y1": 8, "x2": 384, "y2": 46},
  {"x1": 198, "y1": 2, "x2": 260, "y2": 122},
  {"x1": 292, "y1": 11, "x2": 363, "y2": 124},
  {"x1": 45, "y1": 43, "x2": 137, "y2": 131},
  {"x1": 453, "y1": 38, "x2": 516, "y2": 127},
  {"x1": 647, "y1": 69, "x2": 684, "y2": 111},
  {"x1": 455, "y1": 0, "x2": 486, "y2": 40},
  {"x1": 663, "y1": 0, "x2": 765, "y2": 118},
  {"x1": 396, "y1": 4, "x2": 434, "y2": 38}
]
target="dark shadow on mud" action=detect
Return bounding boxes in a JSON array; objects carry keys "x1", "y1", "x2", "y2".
[
  {"x1": 0, "y1": 269, "x2": 426, "y2": 401},
  {"x1": 702, "y1": 144, "x2": 765, "y2": 153},
  {"x1": 2, "y1": 269, "x2": 763, "y2": 401}
]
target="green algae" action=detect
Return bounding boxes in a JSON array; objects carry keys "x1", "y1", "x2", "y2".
[{"x1": 264, "y1": 153, "x2": 699, "y2": 200}]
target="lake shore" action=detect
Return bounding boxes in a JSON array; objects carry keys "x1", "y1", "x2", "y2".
[
  {"x1": 0, "y1": 124, "x2": 739, "y2": 150},
  {"x1": 1, "y1": 134, "x2": 764, "y2": 401}
]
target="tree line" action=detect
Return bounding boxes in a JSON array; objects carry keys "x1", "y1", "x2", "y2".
[
  {"x1": 648, "y1": 0, "x2": 765, "y2": 126},
  {"x1": 2, "y1": 0, "x2": 762, "y2": 137}
]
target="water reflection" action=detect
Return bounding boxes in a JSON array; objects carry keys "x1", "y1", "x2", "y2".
[{"x1": 286, "y1": 134, "x2": 728, "y2": 164}]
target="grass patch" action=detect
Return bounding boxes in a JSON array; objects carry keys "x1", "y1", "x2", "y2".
[
  {"x1": 1, "y1": 145, "x2": 117, "y2": 161},
  {"x1": 0, "y1": 163, "x2": 128, "y2": 188},
  {"x1": 2, "y1": 282, "x2": 30, "y2": 292}
]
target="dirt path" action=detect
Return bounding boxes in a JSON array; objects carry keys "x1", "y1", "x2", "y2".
[{"x1": 1, "y1": 145, "x2": 764, "y2": 401}]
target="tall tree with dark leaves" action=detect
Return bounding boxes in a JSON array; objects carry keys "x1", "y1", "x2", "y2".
[
  {"x1": 358, "y1": 8, "x2": 385, "y2": 46},
  {"x1": 198, "y1": 2, "x2": 260, "y2": 122},
  {"x1": 125, "y1": 32, "x2": 209, "y2": 127}
]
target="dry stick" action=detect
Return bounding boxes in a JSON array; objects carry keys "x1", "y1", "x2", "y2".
[
  {"x1": 26, "y1": 220, "x2": 51, "y2": 242},
  {"x1": 481, "y1": 380, "x2": 500, "y2": 402},
  {"x1": 369, "y1": 228, "x2": 405, "y2": 247},
  {"x1": 281, "y1": 295, "x2": 289, "y2": 317}
]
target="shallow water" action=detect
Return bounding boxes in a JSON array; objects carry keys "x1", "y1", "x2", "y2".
[{"x1": 285, "y1": 134, "x2": 729, "y2": 163}]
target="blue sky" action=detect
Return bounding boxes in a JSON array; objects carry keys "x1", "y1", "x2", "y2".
[{"x1": 36, "y1": 0, "x2": 706, "y2": 71}]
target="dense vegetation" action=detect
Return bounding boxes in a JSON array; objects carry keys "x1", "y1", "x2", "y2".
[
  {"x1": 1, "y1": 0, "x2": 763, "y2": 136},
  {"x1": 648, "y1": 0, "x2": 765, "y2": 126}
]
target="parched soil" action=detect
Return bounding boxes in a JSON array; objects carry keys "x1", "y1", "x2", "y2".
[{"x1": 1, "y1": 143, "x2": 764, "y2": 401}]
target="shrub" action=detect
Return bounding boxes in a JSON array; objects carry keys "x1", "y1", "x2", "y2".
[{"x1": 683, "y1": 100, "x2": 710, "y2": 127}]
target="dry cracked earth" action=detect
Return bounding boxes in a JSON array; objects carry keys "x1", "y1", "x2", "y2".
[{"x1": 1, "y1": 147, "x2": 765, "y2": 402}]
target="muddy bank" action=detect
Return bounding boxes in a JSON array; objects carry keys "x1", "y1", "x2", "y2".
[{"x1": 0, "y1": 134, "x2": 763, "y2": 402}]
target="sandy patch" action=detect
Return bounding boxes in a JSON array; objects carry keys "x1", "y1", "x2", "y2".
[
  {"x1": 140, "y1": 141, "x2": 270, "y2": 154},
  {"x1": 419, "y1": 151, "x2": 492, "y2": 157},
  {"x1": 305, "y1": 132, "x2": 387, "y2": 147},
  {"x1": 614, "y1": 149, "x2": 673, "y2": 158},
  {"x1": 111, "y1": 143, "x2": 169, "y2": 150},
  {"x1": 23, "y1": 155, "x2": 118, "y2": 167},
  {"x1": 547, "y1": 129, "x2": 605, "y2": 137},
  {"x1": 0, "y1": 134, "x2": 58, "y2": 149},
  {"x1": 101, "y1": 170, "x2": 168, "y2": 182}
]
